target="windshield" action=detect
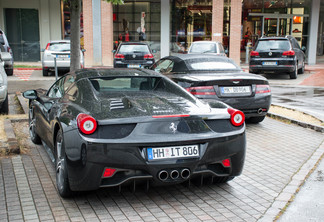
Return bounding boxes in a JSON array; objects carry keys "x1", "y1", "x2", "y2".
[
  {"x1": 256, "y1": 40, "x2": 290, "y2": 51},
  {"x1": 189, "y1": 43, "x2": 217, "y2": 53},
  {"x1": 118, "y1": 44, "x2": 150, "y2": 54},
  {"x1": 48, "y1": 42, "x2": 71, "y2": 51}
]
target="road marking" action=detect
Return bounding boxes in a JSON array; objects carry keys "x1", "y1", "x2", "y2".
[{"x1": 14, "y1": 69, "x2": 33, "y2": 81}]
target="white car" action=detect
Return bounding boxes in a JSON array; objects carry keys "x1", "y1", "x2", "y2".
[
  {"x1": 41, "y1": 40, "x2": 84, "y2": 76},
  {"x1": 0, "y1": 52, "x2": 11, "y2": 114},
  {"x1": 188, "y1": 41, "x2": 227, "y2": 56}
]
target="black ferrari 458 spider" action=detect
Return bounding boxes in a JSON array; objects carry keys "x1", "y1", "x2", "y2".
[{"x1": 23, "y1": 68, "x2": 246, "y2": 197}]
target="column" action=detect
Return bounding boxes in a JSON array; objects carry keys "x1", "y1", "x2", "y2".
[
  {"x1": 308, "y1": 0, "x2": 320, "y2": 65},
  {"x1": 229, "y1": 0, "x2": 242, "y2": 65},
  {"x1": 92, "y1": 0, "x2": 102, "y2": 66},
  {"x1": 101, "y1": 1, "x2": 113, "y2": 66},
  {"x1": 83, "y1": 0, "x2": 94, "y2": 67},
  {"x1": 161, "y1": 0, "x2": 170, "y2": 58},
  {"x1": 212, "y1": 0, "x2": 224, "y2": 43}
]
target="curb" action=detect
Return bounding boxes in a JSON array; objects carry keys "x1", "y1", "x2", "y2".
[
  {"x1": 15, "y1": 68, "x2": 42, "y2": 70},
  {"x1": 3, "y1": 119, "x2": 20, "y2": 154}
]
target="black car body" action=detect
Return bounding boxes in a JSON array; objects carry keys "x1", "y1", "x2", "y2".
[
  {"x1": 113, "y1": 42, "x2": 155, "y2": 68},
  {"x1": 23, "y1": 68, "x2": 246, "y2": 197},
  {"x1": 249, "y1": 36, "x2": 306, "y2": 79},
  {"x1": 151, "y1": 54, "x2": 271, "y2": 123}
]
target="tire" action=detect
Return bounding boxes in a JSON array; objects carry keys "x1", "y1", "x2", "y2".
[
  {"x1": 298, "y1": 60, "x2": 305, "y2": 74},
  {"x1": 289, "y1": 63, "x2": 298, "y2": 79},
  {"x1": 247, "y1": 116, "x2": 266, "y2": 124},
  {"x1": 0, "y1": 95, "x2": 9, "y2": 114},
  {"x1": 42, "y1": 68, "x2": 49, "y2": 76},
  {"x1": 213, "y1": 176, "x2": 234, "y2": 183},
  {"x1": 55, "y1": 129, "x2": 73, "y2": 198},
  {"x1": 5, "y1": 68, "x2": 13, "y2": 76},
  {"x1": 28, "y1": 106, "x2": 41, "y2": 144}
]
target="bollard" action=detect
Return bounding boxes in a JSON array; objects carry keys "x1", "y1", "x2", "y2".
[{"x1": 54, "y1": 56, "x2": 58, "y2": 81}]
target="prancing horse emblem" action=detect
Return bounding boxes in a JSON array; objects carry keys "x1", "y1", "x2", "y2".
[{"x1": 169, "y1": 122, "x2": 177, "y2": 134}]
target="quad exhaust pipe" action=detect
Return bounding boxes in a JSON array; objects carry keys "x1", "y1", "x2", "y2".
[
  {"x1": 257, "y1": 108, "x2": 263, "y2": 114},
  {"x1": 158, "y1": 169, "x2": 190, "y2": 181}
]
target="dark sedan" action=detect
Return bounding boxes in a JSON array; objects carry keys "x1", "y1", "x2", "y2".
[
  {"x1": 151, "y1": 54, "x2": 271, "y2": 123},
  {"x1": 23, "y1": 68, "x2": 246, "y2": 197},
  {"x1": 249, "y1": 36, "x2": 306, "y2": 79}
]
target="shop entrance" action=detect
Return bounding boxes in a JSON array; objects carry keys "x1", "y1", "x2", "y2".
[{"x1": 4, "y1": 8, "x2": 40, "y2": 62}]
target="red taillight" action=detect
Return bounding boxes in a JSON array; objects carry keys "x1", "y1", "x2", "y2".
[
  {"x1": 45, "y1": 43, "x2": 50, "y2": 50},
  {"x1": 222, "y1": 159, "x2": 231, "y2": 167},
  {"x1": 185, "y1": 86, "x2": 216, "y2": 95},
  {"x1": 282, "y1": 50, "x2": 295, "y2": 56},
  {"x1": 103, "y1": 168, "x2": 116, "y2": 178},
  {"x1": 77, "y1": 113, "x2": 97, "y2": 134},
  {"x1": 152, "y1": 114, "x2": 190, "y2": 118},
  {"x1": 114, "y1": 54, "x2": 125, "y2": 59},
  {"x1": 144, "y1": 54, "x2": 154, "y2": 59},
  {"x1": 250, "y1": 51, "x2": 259, "y2": 56},
  {"x1": 256, "y1": 84, "x2": 271, "y2": 94},
  {"x1": 227, "y1": 108, "x2": 245, "y2": 127}
]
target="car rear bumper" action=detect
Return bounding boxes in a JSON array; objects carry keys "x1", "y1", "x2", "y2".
[
  {"x1": 249, "y1": 57, "x2": 296, "y2": 73},
  {"x1": 114, "y1": 59, "x2": 154, "y2": 68},
  {"x1": 64, "y1": 129, "x2": 246, "y2": 191}
]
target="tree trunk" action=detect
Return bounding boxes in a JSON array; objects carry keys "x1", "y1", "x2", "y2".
[{"x1": 70, "y1": 0, "x2": 81, "y2": 72}]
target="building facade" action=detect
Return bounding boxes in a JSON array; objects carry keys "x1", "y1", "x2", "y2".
[{"x1": 0, "y1": 0, "x2": 323, "y2": 65}]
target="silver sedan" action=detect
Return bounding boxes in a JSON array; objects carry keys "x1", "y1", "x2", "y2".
[{"x1": 0, "y1": 52, "x2": 10, "y2": 114}]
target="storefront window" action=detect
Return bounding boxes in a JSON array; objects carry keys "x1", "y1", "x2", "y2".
[
  {"x1": 171, "y1": 0, "x2": 212, "y2": 54},
  {"x1": 113, "y1": 0, "x2": 160, "y2": 56}
]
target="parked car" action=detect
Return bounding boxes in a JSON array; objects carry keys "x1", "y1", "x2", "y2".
[
  {"x1": 42, "y1": 40, "x2": 84, "y2": 76},
  {"x1": 151, "y1": 54, "x2": 271, "y2": 123},
  {"x1": 249, "y1": 35, "x2": 306, "y2": 79},
  {"x1": 0, "y1": 52, "x2": 11, "y2": 114},
  {"x1": 188, "y1": 41, "x2": 227, "y2": 56},
  {"x1": 113, "y1": 42, "x2": 155, "y2": 68},
  {"x1": 23, "y1": 68, "x2": 246, "y2": 197},
  {"x1": 0, "y1": 29, "x2": 14, "y2": 76}
]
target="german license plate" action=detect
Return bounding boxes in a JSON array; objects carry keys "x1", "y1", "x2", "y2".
[
  {"x1": 56, "y1": 54, "x2": 70, "y2": 58},
  {"x1": 262, "y1": 61, "x2": 277, "y2": 65},
  {"x1": 221, "y1": 86, "x2": 251, "y2": 94},
  {"x1": 147, "y1": 145, "x2": 199, "y2": 161},
  {"x1": 128, "y1": 64, "x2": 141, "y2": 68}
]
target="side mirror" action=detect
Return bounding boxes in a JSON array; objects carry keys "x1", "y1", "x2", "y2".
[
  {"x1": 112, "y1": 50, "x2": 116, "y2": 53},
  {"x1": 225, "y1": 49, "x2": 229, "y2": 55},
  {"x1": 82, "y1": 49, "x2": 86, "y2": 52},
  {"x1": 301, "y1": 46, "x2": 306, "y2": 52},
  {"x1": 152, "y1": 49, "x2": 157, "y2": 53},
  {"x1": 41, "y1": 48, "x2": 45, "y2": 52},
  {"x1": 22, "y1": 90, "x2": 38, "y2": 100}
]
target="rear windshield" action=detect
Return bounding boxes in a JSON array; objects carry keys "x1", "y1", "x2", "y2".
[
  {"x1": 48, "y1": 43, "x2": 70, "y2": 51},
  {"x1": 189, "y1": 43, "x2": 217, "y2": 53},
  {"x1": 118, "y1": 45, "x2": 150, "y2": 54},
  {"x1": 185, "y1": 59, "x2": 240, "y2": 71},
  {"x1": 256, "y1": 40, "x2": 290, "y2": 51}
]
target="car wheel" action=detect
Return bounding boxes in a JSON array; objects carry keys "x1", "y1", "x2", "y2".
[
  {"x1": 28, "y1": 106, "x2": 41, "y2": 144},
  {"x1": 42, "y1": 68, "x2": 49, "y2": 76},
  {"x1": 247, "y1": 116, "x2": 266, "y2": 124},
  {"x1": 55, "y1": 129, "x2": 73, "y2": 197},
  {"x1": 289, "y1": 63, "x2": 298, "y2": 79},
  {"x1": 5, "y1": 68, "x2": 13, "y2": 76},
  {"x1": 213, "y1": 176, "x2": 234, "y2": 183},
  {"x1": 298, "y1": 60, "x2": 305, "y2": 74},
  {"x1": 0, "y1": 95, "x2": 9, "y2": 114}
]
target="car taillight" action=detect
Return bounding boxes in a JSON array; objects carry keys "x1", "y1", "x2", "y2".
[
  {"x1": 144, "y1": 54, "x2": 154, "y2": 59},
  {"x1": 102, "y1": 168, "x2": 116, "y2": 178},
  {"x1": 282, "y1": 50, "x2": 295, "y2": 56},
  {"x1": 77, "y1": 113, "x2": 97, "y2": 134},
  {"x1": 185, "y1": 86, "x2": 216, "y2": 95},
  {"x1": 256, "y1": 84, "x2": 271, "y2": 94},
  {"x1": 227, "y1": 108, "x2": 245, "y2": 127},
  {"x1": 250, "y1": 51, "x2": 259, "y2": 56},
  {"x1": 45, "y1": 43, "x2": 50, "y2": 50},
  {"x1": 114, "y1": 54, "x2": 125, "y2": 59}
]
